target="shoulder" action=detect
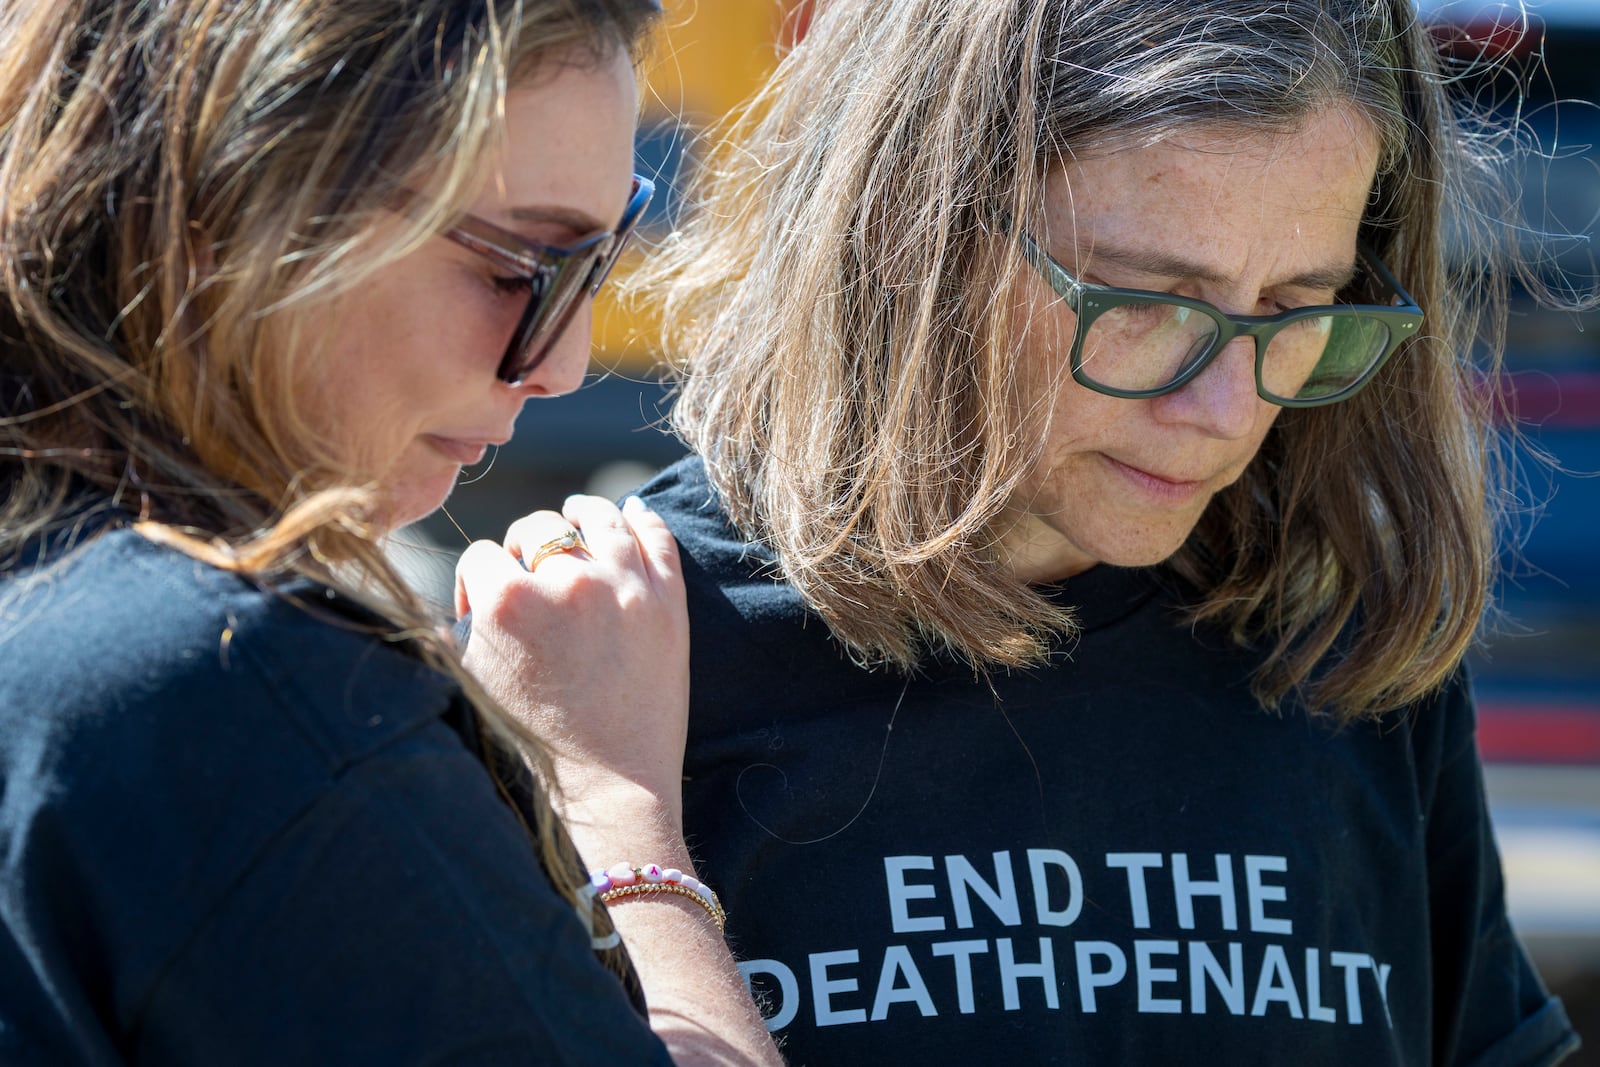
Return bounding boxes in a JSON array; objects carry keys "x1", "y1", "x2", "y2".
[
  {"x1": 1395, "y1": 670, "x2": 1582, "y2": 1064},
  {"x1": 637, "y1": 455, "x2": 809, "y2": 625},
  {"x1": 1, "y1": 525, "x2": 456, "y2": 760},
  {"x1": 638, "y1": 456, "x2": 880, "y2": 709},
  {"x1": 635, "y1": 455, "x2": 746, "y2": 563},
  {"x1": 0, "y1": 527, "x2": 496, "y2": 1052},
  {"x1": 0, "y1": 526, "x2": 466, "y2": 919},
  {"x1": 0, "y1": 528, "x2": 679, "y2": 1064},
  {"x1": 0, "y1": 524, "x2": 465, "y2": 849},
  {"x1": 1382, "y1": 666, "x2": 1477, "y2": 814}
]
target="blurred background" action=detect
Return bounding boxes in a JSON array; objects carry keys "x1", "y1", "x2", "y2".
[{"x1": 400, "y1": 0, "x2": 1600, "y2": 1052}]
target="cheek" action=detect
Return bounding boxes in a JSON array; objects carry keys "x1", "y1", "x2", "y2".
[
  {"x1": 354, "y1": 279, "x2": 513, "y2": 400},
  {"x1": 283, "y1": 309, "x2": 373, "y2": 452},
  {"x1": 1010, "y1": 276, "x2": 1074, "y2": 375},
  {"x1": 435, "y1": 276, "x2": 529, "y2": 375},
  {"x1": 1037, "y1": 370, "x2": 1126, "y2": 464},
  {"x1": 1241, "y1": 403, "x2": 1284, "y2": 460},
  {"x1": 354, "y1": 252, "x2": 520, "y2": 373},
  {"x1": 289, "y1": 305, "x2": 434, "y2": 472},
  {"x1": 1011, "y1": 283, "x2": 1094, "y2": 442}
]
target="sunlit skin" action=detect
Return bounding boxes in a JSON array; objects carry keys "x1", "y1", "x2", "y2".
[
  {"x1": 298, "y1": 49, "x2": 639, "y2": 528},
  {"x1": 1003, "y1": 104, "x2": 1382, "y2": 583}
]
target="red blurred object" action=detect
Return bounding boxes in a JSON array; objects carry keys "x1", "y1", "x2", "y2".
[
  {"x1": 781, "y1": 0, "x2": 814, "y2": 48},
  {"x1": 1479, "y1": 702, "x2": 1600, "y2": 763},
  {"x1": 1500, "y1": 370, "x2": 1600, "y2": 428},
  {"x1": 1429, "y1": 11, "x2": 1543, "y2": 60}
]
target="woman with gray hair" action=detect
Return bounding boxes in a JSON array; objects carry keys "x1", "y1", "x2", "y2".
[{"x1": 632, "y1": 0, "x2": 1583, "y2": 1061}]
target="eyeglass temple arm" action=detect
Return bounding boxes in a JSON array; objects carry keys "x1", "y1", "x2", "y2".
[
  {"x1": 1355, "y1": 242, "x2": 1420, "y2": 311},
  {"x1": 994, "y1": 211, "x2": 1084, "y2": 310}
]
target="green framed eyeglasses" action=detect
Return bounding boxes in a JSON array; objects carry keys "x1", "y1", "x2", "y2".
[{"x1": 1014, "y1": 228, "x2": 1424, "y2": 407}]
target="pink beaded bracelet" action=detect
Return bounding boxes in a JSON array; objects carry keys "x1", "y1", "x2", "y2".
[{"x1": 590, "y1": 863, "x2": 727, "y2": 933}]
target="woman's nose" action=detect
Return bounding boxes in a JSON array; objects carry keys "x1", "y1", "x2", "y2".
[
  {"x1": 515, "y1": 306, "x2": 593, "y2": 399},
  {"x1": 1151, "y1": 335, "x2": 1263, "y2": 439}
]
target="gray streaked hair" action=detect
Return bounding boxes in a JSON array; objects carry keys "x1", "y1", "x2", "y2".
[{"x1": 638, "y1": 0, "x2": 1572, "y2": 719}]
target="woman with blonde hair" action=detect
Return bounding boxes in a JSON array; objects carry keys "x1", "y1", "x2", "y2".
[
  {"x1": 633, "y1": 0, "x2": 1582, "y2": 1061},
  {"x1": 0, "y1": 0, "x2": 780, "y2": 1063}
]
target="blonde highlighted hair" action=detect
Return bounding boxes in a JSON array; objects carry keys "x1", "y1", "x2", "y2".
[
  {"x1": 0, "y1": 0, "x2": 657, "y2": 920},
  {"x1": 639, "y1": 0, "x2": 1569, "y2": 720}
]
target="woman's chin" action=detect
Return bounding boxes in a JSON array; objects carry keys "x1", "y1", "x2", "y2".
[{"x1": 382, "y1": 468, "x2": 462, "y2": 531}]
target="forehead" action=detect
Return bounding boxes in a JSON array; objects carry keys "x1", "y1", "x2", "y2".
[
  {"x1": 469, "y1": 49, "x2": 639, "y2": 226},
  {"x1": 1041, "y1": 106, "x2": 1381, "y2": 262}
]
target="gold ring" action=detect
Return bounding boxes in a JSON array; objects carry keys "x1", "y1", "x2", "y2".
[{"x1": 523, "y1": 528, "x2": 583, "y2": 571}]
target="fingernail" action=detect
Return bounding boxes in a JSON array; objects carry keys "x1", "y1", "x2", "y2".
[{"x1": 623, "y1": 495, "x2": 649, "y2": 513}]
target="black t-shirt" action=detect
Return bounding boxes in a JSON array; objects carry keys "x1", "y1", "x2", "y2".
[
  {"x1": 641, "y1": 455, "x2": 1579, "y2": 1066},
  {"x1": 0, "y1": 524, "x2": 672, "y2": 1065}
]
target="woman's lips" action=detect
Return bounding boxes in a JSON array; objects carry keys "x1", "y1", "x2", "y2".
[
  {"x1": 1101, "y1": 454, "x2": 1207, "y2": 506},
  {"x1": 424, "y1": 435, "x2": 490, "y2": 465}
]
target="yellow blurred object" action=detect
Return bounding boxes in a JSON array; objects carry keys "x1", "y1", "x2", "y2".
[
  {"x1": 641, "y1": 0, "x2": 805, "y2": 122},
  {"x1": 592, "y1": 246, "x2": 660, "y2": 370},
  {"x1": 594, "y1": 0, "x2": 809, "y2": 369}
]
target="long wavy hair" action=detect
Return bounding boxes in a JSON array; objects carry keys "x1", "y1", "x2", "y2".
[
  {"x1": 638, "y1": 0, "x2": 1564, "y2": 721},
  {"x1": 0, "y1": 0, "x2": 658, "y2": 921}
]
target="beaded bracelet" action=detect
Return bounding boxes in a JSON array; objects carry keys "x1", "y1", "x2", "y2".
[{"x1": 591, "y1": 863, "x2": 727, "y2": 933}]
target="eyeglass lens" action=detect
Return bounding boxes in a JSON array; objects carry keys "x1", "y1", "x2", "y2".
[
  {"x1": 1076, "y1": 299, "x2": 1394, "y2": 401},
  {"x1": 499, "y1": 232, "x2": 623, "y2": 383},
  {"x1": 498, "y1": 177, "x2": 651, "y2": 384}
]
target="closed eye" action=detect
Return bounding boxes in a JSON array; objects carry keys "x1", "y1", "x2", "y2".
[
  {"x1": 1265, "y1": 299, "x2": 1338, "y2": 317},
  {"x1": 493, "y1": 274, "x2": 535, "y2": 295}
]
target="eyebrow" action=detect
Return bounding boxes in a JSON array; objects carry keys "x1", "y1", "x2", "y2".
[
  {"x1": 1075, "y1": 240, "x2": 1358, "y2": 294},
  {"x1": 506, "y1": 204, "x2": 609, "y2": 234}
]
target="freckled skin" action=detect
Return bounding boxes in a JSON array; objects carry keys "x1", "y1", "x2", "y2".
[
  {"x1": 294, "y1": 52, "x2": 640, "y2": 529},
  {"x1": 1002, "y1": 105, "x2": 1381, "y2": 583}
]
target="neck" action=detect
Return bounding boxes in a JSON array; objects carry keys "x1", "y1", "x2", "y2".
[{"x1": 997, "y1": 511, "x2": 1098, "y2": 585}]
